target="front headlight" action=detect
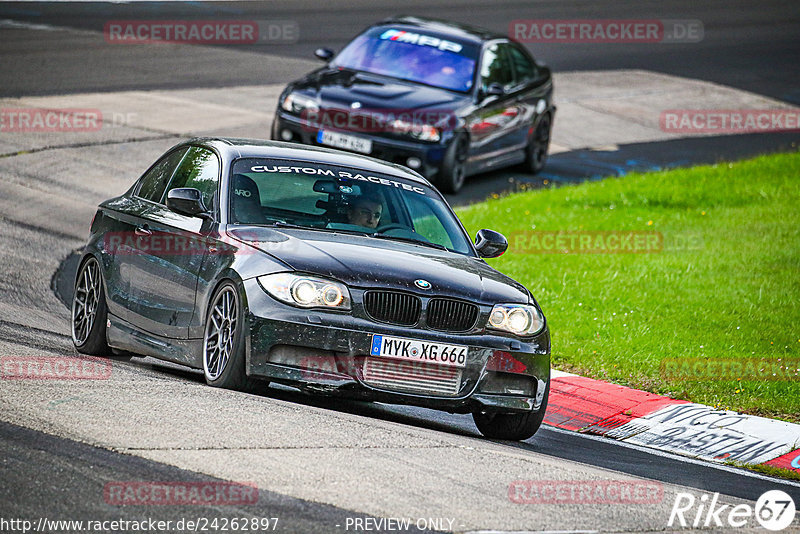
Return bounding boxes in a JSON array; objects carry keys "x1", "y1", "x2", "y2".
[
  {"x1": 257, "y1": 273, "x2": 351, "y2": 310},
  {"x1": 487, "y1": 304, "x2": 544, "y2": 336},
  {"x1": 389, "y1": 119, "x2": 440, "y2": 142},
  {"x1": 281, "y1": 93, "x2": 319, "y2": 115}
]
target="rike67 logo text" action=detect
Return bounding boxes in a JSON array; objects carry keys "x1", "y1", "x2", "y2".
[{"x1": 669, "y1": 490, "x2": 796, "y2": 531}]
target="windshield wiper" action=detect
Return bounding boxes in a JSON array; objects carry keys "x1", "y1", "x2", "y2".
[
  {"x1": 267, "y1": 221, "x2": 312, "y2": 230},
  {"x1": 261, "y1": 222, "x2": 448, "y2": 250},
  {"x1": 371, "y1": 233, "x2": 449, "y2": 251},
  {"x1": 269, "y1": 221, "x2": 369, "y2": 236}
]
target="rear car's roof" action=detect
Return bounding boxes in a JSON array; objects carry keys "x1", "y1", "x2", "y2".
[{"x1": 376, "y1": 16, "x2": 506, "y2": 45}]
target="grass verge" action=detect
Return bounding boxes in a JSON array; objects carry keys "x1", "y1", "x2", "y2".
[
  {"x1": 457, "y1": 152, "x2": 800, "y2": 422},
  {"x1": 727, "y1": 461, "x2": 800, "y2": 482}
]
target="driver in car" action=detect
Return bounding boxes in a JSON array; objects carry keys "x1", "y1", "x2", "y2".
[{"x1": 347, "y1": 196, "x2": 383, "y2": 229}]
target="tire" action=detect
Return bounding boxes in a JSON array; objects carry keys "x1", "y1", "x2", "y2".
[
  {"x1": 202, "y1": 281, "x2": 254, "y2": 391},
  {"x1": 436, "y1": 134, "x2": 469, "y2": 194},
  {"x1": 71, "y1": 256, "x2": 111, "y2": 355},
  {"x1": 522, "y1": 113, "x2": 552, "y2": 175},
  {"x1": 472, "y1": 379, "x2": 550, "y2": 441}
]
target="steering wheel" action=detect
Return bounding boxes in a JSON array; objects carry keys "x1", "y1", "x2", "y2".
[{"x1": 375, "y1": 223, "x2": 407, "y2": 233}]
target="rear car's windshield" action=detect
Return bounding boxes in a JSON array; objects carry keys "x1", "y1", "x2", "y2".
[
  {"x1": 332, "y1": 26, "x2": 478, "y2": 93},
  {"x1": 229, "y1": 158, "x2": 474, "y2": 255}
]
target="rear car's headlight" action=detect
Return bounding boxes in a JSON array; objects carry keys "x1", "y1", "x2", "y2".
[
  {"x1": 281, "y1": 93, "x2": 319, "y2": 115},
  {"x1": 258, "y1": 273, "x2": 351, "y2": 310},
  {"x1": 389, "y1": 119, "x2": 440, "y2": 142},
  {"x1": 487, "y1": 304, "x2": 544, "y2": 336}
]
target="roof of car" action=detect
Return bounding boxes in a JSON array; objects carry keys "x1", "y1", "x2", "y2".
[
  {"x1": 375, "y1": 16, "x2": 507, "y2": 44},
  {"x1": 181, "y1": 137, "x2": 430, "y2": 185}
]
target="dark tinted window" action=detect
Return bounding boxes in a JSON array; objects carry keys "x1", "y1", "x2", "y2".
[
  {"x1": 229, "y1": 158, "x2": 473, "y2": 255},
  {"x1": 253, "y1": 172, "x2": 327, "y2": 215},
  {"x1": 480, "y1": 43, "x2": 514, "y2": 92},
  {"x1": 508, "y1": 45, "x2": 538, "y2": 84},
  {"x1": 165, "y1": 146, "x2": 220, "y2": 209},
  {"x1": 136, "y1": 148, "x2": 187, "y2": 203}
]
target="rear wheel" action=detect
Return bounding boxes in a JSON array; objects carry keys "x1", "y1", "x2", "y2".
[
  {"x1": 522, "y1": 114, "x2": 552, "y2": 175},
  {"x1": 436, "y1": 135, "x2": 469, "y2": 194},
  {"x1": 472, "y1": 379, "x2": 550, "y2": 440},
  {"x1": 203, "y1": 281, "x2": 254, "y2": 391},
  {"x1": 71, "y1": 257, "x2": 111, "y2": 355}
]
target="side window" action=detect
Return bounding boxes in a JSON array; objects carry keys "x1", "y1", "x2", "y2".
[
  {"x1": 404, "y1": 194, "x2": 456, "y2": 251},
  {"x1": 165, "y1": 146, "x2": 220, "y2": 209},
  {"x1": 508, "y1": 45, "x2": 538, "y2": 85},
  {"x1": 480, "y1": 43, "x2": 514, "y2": 93},
  {"x1": 136, "y1": 148, "x2": 187, "y2": 203}
]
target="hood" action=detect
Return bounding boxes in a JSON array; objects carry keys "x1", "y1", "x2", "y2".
[
  {"x1": 228, "y1": 227, "x2": 529, "y2": 305},
  {"x1": 293, "y1": 68, "x2": 470, "y2": 114}
]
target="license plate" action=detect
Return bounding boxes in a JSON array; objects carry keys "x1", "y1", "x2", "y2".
[
  {"x1": 317, "y1": 130, "x2": 372, "y2": 154},
  {"x1": 369, "y1": 334, "x2": 467, "y2": 368}
]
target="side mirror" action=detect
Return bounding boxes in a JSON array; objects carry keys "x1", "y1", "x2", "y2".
[
  {"x1": 484, "y1": 83, "x2": 505, "y2": 98},
  {"x1": 474, "y1": 229, "x2": 508, "y2": 258},
  {"x1": 166, "y1": 188, "x2": 209, "y2": 218},
  {"x1": 314, "y1": 48, "x2": 334, "y2": 62}
]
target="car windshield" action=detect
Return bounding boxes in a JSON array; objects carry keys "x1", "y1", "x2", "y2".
[
  {"x1": 229, "y1": 158, "x2": 474, "y2": 255},
  {"x1": 332, "y1": 26, "x2": 478, "y2": 93}
]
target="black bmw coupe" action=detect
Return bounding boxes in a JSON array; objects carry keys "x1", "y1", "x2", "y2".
[
  {"x1": 272, "y1": 16, "x2": 555, "y2": 193},
  {"x1": 72, "y1": 138, "x2": 550, "y2": 440}
]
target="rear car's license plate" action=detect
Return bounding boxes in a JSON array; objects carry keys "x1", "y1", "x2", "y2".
[
  {"x1": 317, "y1": 130, "x2": 372, "y2": 154},
  {"x1": 370, "y1": 334, "x2": 467, "y2": 368}
]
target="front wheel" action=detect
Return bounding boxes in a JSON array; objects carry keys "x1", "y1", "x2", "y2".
[
  {"x1": 203, "y1": 281, "x2": 254, "y2": 391},
  {"x1": 436, "y1": 135, "x2": 469, "y2": 194},
  {"x1": 521, "y1": 113, "x2": 552, "y2": 175},
  {"x1": 472, "y1": 380, "x2": 550, "y2": 440},
  {"x1": 72, "y1": 256, "x2": 110, "y2": 355}
]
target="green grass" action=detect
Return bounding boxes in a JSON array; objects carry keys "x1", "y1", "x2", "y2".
[
  {"x1": 456, "y1": 152, "x2": 800, "y2": 421},
  {"x1": 727, "y1": 461, "x2": 800, "y2": 482}
]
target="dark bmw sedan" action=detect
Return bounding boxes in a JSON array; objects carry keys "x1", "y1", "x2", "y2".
[
  {"x1": 72, "y1": 138, "x2": 550, "y2": 440},
  {"x1": 271, "y1": 16, "x2": 555, "y2": 193}
]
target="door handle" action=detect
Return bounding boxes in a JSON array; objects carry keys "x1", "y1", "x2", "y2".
[{"x1": 135, "y1": 224, "x2": 152, "y2": 236}]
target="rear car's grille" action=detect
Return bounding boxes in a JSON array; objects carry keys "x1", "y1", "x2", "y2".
[
  {"x1": 426, "y1": 298, "x2": 479, "y2": 332},
  {"x1": 362, "y1": 357, "x2": 462, "y2": 396},
  {"x1": 363, "y1": 291, "x2": 421, "y2": 326}
]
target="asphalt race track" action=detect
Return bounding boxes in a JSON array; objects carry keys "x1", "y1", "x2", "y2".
[
  {"x1": 2, "y1": 0, "x2": 799, "y2": 203},
  {"x1": 1, "y1": 0, "x2": 799, "y2": 102},
  {"x1": 1, "y1": 1, "x2": 799, "y2": 532}
]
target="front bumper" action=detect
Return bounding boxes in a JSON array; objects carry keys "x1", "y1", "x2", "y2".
[
  {"x1": 242, "y1": 278, "x2": 550, "y2": 414},
  {"x1": 271, "y1": 111, "x2": 448, "y2": 180}
]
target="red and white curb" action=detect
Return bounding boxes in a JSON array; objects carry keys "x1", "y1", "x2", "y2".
[{"x1": 546, "y1": 370, "x2": 800, "y2": 474}]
